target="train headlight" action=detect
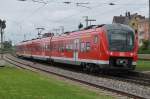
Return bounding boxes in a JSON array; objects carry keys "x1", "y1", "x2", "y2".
[
  {"x1": 130, "y1": 53, "x2": 133, "y2": 56},
  {"x1": 110, "y1": 52, "x2": 113, "y2": 55}
]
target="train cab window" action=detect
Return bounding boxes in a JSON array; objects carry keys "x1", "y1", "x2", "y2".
[
  {"x1": 86, "y1": 42, "x2": 91, "y2": 51},
  {"x1": 94, "y1": 35, "x2": 98, "y2": 43}
]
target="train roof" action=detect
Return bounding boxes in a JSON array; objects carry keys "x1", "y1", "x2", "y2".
[
  {"x1": 104, "y1": 24, "x2": 134, "y2": 32},
  {"x1": 16, "y1": 24, "x2": 134, "y2": 45}
]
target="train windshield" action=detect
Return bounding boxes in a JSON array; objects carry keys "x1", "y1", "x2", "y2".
[{"x1": 107, "y1": 29, "x2": 134, "y2": 52}]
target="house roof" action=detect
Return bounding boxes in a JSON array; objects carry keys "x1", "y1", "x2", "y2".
[{"x1": 113, "y1": 16, "x2": 128, "y2": 24}]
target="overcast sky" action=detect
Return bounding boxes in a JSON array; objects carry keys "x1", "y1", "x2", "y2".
[{"x1": 0, "y1": 0, "x2": 148, "y2": 44}]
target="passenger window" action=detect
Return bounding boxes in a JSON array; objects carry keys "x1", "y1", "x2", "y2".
[
  {"x1": 94, "y1": 35, "x2": 98, "y2": 44},
  {"x1": 86, "y1": 42, "x2": 90, "y2": 51},
  {"x1": 80, "y1": 42, "x2": 85, "y2": 52}
]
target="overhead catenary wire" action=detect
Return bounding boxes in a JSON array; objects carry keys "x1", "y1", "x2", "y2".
[
  {"x1": 19, "y1": 0, "x2": 58, "y2": 23},
  {"x1": 62, "y1": 0, "x2": 148, "y2": 29},
  {"x1": 11, "y1": 0, "x2": 148, "y2": 36},
  {"x1": 17, "y1": 0, "x2": 148, "y2": 26},
  {"x1": 45, "y1": 0, "x2": 139, "y2": 29},
  {"x1": 43, "y1": 0, "x2": 147, "y2": 26}
]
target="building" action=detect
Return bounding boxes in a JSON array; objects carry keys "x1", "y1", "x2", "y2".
[
  {"x1": 113, "y1": 15, "x2": 129, "y2": 25},
  {"x1": 113, "y1": 12, "x2": 145, "y2": 30},
  {"x1": 138, "y1": 18, "x2": 149, "y2": 46}
]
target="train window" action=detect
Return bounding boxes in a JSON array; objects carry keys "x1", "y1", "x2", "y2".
[
  {"x1": 63, "y1": 43, "x2": 66, "y2": 52},
  {"x1": 69, "y1": 44, "x2": 73, "y2": 50},
  {"x1": 61, "y1": 44, "x2": 64, "y2": 52},
  {"x1": 80, "y1": 42, "x2": 85, "y2": 52},
  {"x1": 45, "y1": 45, "x2": 47, "y2": 50},
  {"x1": 66, "y1": 44, "x2": 70, "y2": 51},
  {"x1": 94, "y1": 35, "x2": 98, "y2": 43},
  {"x1": 86, "y1": 42, "x2": 90, "y2": 51}
]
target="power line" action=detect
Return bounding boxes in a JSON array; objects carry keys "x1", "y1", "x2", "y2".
[
  {"x1": 47, "y1": 0, "x2": 119, "y2": 29},
  {"x1": 18, "y1": 0, "x2": 148, "y2": 26},
  {"x1": 14, "y1": 0, "x2": 148, "y2": 33},
  {"x1": 47, "y1": 0, "x2": 120, "y2": 24},
  {"x1": 52, "y1": 0, "x2": 145, "y2": 29},
  {"x1": 20, "y1": 4, "x2": 48, "y2": 23},
  {"x1": 50, "y1": 1, "x2": 114, "y2": 23},
  {"x1": 19, "y1": 0, "x2": 57, "y2": 23},
  {"x1": 51, "y1": 0, "x2": 146, "y2": 24}
]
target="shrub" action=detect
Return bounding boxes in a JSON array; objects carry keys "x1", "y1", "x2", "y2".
[{"x1": 138, "y1": 40, "x2": 150, "y2": 54}]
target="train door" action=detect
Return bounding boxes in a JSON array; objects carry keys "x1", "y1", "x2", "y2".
[
  {"x1": 73, "y1": 39, "x2": 79, "y2": 61},
  {"x1": 42, "y1": 42, "x2": 45, "y2": 56}
]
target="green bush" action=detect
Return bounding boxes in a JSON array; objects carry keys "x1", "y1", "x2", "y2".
[
  {"x1": 138, "y1": 40, "x2": 150, "y2": 54},
  {"x1": 138, "y1": 49, "x2": 150, "y2": 54},
  {"x1": 141, "y1": 40, "x2": 149, "y2": 50}
]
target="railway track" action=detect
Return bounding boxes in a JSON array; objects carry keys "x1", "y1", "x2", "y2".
[
  {"x1": 103, "y1": 72, "x2": 150, "y2": 87},
  {"x1": 7, "y1": 54, "x2": 150, "y2": 87},
  {"x1": 4, "y1": 54, "x2": 150, "y2": 99}
]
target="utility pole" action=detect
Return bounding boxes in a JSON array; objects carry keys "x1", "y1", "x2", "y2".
[
  {"x1": 53, "y1": 28, "x2": 60, "y2": 35},
  {"x1": 59, "y1": 26, "x2": 64, "y2": 34},
  {"x1": 0, "y1": 27, "x2": 3, "y2": 55},
  {"x1": 24, "y1": 34, "x2": 26, "y2": 41},
  {"x1": 83, "y1": 16, "x2": 96, "y2": 27}
]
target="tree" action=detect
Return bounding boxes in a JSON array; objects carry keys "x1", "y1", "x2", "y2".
[
  {"x1": 141, "y1": 40, "x2": 149, "y2": 50},
  {"x1": 3, "y1": 41, "x2": 12, "y2": 49},
  {"x1": 0, "y1": 20, "x2": 6, "y2": 29},
  {"x1": 78, "y1": 22, "x2": 83, "y2": 30},
  {"x1": 2, "y1": 20, "x2": 6, "y2": 29}
]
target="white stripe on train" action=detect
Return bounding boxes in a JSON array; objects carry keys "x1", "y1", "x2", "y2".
[{"x1": 18, "y1": 54, "x2": 137, "y2": 66}]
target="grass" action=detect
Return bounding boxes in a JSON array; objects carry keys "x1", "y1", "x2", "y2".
[
  {"x1": 0, "y1": 66, "x2": 114, "y2": 99},
  {"x1": 136, "y1": 60, "x2": 150, "y2": 71}
]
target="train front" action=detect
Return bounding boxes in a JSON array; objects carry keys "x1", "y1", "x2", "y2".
[{"x1": 103, "y1": 24, "x2": 138, "y2": 70}]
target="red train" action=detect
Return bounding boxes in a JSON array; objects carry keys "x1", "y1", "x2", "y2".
[{"x1": 16, "y1": 24, "x2": 138, "y2": 72}]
